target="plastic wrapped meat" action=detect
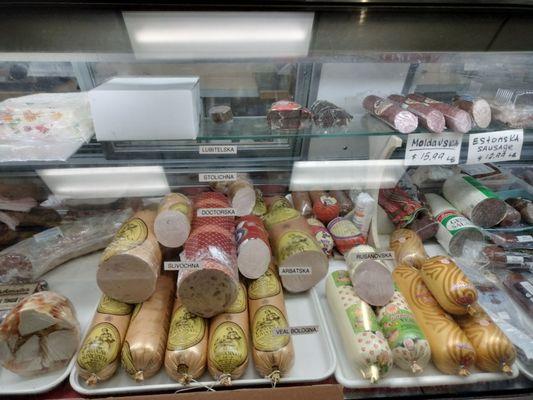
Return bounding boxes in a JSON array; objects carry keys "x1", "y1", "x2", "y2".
[
  {"x1": 267, "y1": 100, "x2": 311, "y2": 130},
  {"x1": 310, "y1": 100, "x2": 353, "y2": 128},
  {"x1": 0, "y1": 291, "x2": 80, "y2": 376},
  {"x1": 0, "y1": 209, "x2": 132, "y2": 284}
]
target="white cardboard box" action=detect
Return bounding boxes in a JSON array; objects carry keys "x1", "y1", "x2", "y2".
[{"x1": 89, "y1": 76, "x2": 201, "y2": 141}]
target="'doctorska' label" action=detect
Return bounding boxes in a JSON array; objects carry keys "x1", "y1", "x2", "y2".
[
  {"x1": 97, "y1": 295, "x2": 134, "y2": 316},
  {"x1": 208, "y1": 321, "x2": 248, "y2": 372},
  {"x1": 248, "y1": 268, "x2": 281, "y2": 300},
  {"x1": 225, "y1": 283, "x2": 247, "y2": 314},
  {"x1": 77, "y1": 322, "x2": 121, "y2": 372},
  {"x1": 278, "y1": 231, "x2": 321, "y2": 264},
  {"x1": 252, "y1": 305, "x2": 290, "y2": 352},
  {"x1": 167, "y1": 305, "x2": 206, "y2": 351},
  {"x1": 102, "y1": 218, "x2": 148, "y2": 261}
]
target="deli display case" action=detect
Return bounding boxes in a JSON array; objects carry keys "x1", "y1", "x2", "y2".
[{"x1": 1, "y1": 1, "x2": 533, "y2": 399}]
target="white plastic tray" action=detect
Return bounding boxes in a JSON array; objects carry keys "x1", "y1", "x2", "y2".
[
  {"x1": 318, "y1": 260, "x2": 519, "y2": 389},
  {"x1": 0, "y1": 252, "x2": 102, "y2": 395},
  {"x1": 70, "y1": 278, "x2": 337, "y2": 395}
]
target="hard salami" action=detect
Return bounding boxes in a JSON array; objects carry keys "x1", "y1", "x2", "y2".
[
  {"x1": 363, "y1": 95, "x2": 418, "y2": 134},
  {"x1": 97, "y1": 210, "x2": 162, "y2": 303},
  {"x1": 452, "y1": 96, "x2": 491, "y2": 129},
  {"x1": 388, "y1": 94, "x2": 445, "y2": 133},
  {"x1": 407, "y1": 93, "x2": 472, "y2": 133}
]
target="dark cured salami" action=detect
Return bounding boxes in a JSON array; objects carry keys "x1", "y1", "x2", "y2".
[
  {"x1": 363, "y1": 95, "x2": 418, "y2": 134},
  {"x1": 407, "y1": 93, "x2": 471, "y2": 133},
  {"x1": 388, "y1": 94, "x2": 445, "y2": 133}
]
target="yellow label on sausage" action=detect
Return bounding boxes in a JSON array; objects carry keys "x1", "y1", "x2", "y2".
[
  {"x1": 169, "y1": 202, "x2": 190, "y2": 215},
  {"x1": 102, "y1": 218, "x2": 148, "y2": 261},
  {"x1": 97, "y1": 295, "x2": 134, "y2": 316},
  {"x1": 225, "y1": 282, "x2": 247, "y2": 314},
  {"x1": 167, "y1": 305, "x2": 206, "y2": 351},
  {"x1": 277, "y1": 231, "x2": 321, "y2": 264},
  {"x1": 252, "y1": 305, "x2": 290, "y2": 352},
  {"x1": 208, "y1": 321, "x2": 248, "y2": 373},
  {"x1": 130, "y1": 303, "x2": 142, "y2": 321},
  {"x1": 121, "y1": 341, "x2": 137, "y2": 377},
  {"x1": 264, "y1": 207, "x2": 299, "y2": 230},
  {"x1": 248, "y1": 268, "x2": 281, "y2": 300},
  {"x1": 77, "y1": 322, "x2": 121, "y2": 372}
]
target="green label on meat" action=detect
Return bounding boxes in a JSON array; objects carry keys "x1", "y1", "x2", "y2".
[
  {"x1": 463, "y1": 176, "x2": 497, "y2": 199},
  {"x1": 345, "y1": 302, "x2": 379, "y2": 334},
  {"x1": 436, "y1": 210, "x2": 478, "y2": 235},
  {"x1": 378, "y1": 308, "x2": 425, "y2": 349},
  {"x1": 332, "y1": 270, "x2": 352, "y2": 287}
]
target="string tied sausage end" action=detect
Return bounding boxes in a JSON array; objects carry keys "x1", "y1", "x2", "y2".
[
  {"x1": 267, "y1": 369, "x2": 281, "y2": 387},
  {"x1": 85, "y1": 373, "x2": 99, "y2": 386}
]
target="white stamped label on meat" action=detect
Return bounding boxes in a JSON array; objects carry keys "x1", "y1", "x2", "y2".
[
  {"x1": 506, "y1": 255, "x2": 524, "y2": 264},
  {"x1": 197, "y1": 208, "x2": 236, "y2": 217},
  {"x1": 164, "y1": 261, "x2": 202, "y2": 271},
  {"x1": 351, "y1": 251, "x2": 394, "y2": 261},
  {"x1": 517, "y1": 235, "x2": 533, "y2": 243},
  {"x1": 273, "y1": 325, "x2": 319, "y2": 336},
  {"x1": 34, "y1": 226, "x2": 63, "y2": 243},
  {"x1": 278, "y1": 266, "x2": 312, "y2": 276},
  {"x1": 198, "y1": 172, "x2": 237, "y2": 182},
  {"x1": 199, "y1": 145, "x2": 237, "y2": 155}
]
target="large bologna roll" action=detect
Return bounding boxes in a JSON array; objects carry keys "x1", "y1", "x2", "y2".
[
  {"x1": 164, "y1": 296, "x2": 208, "y2": 383},
  {"x1": 121, "y1": 272, "x2": 175, "y2": 381},
  {"x1": 235, "y1": 216, "x2": 271, "y2": 279},
  {"x1": 210, "y1": 174, "x2": 256, "y2": 217},
  {"x1": 192, "y1": 192, "x2": 235, "y2": 233},
  {"x1": 455, "y1": 305, "x2": 516, "y2": 374},
  {"x1": 97, "y1": 210, "x2": 162, "y2": 303},
  {"x1": 326, "y1": 270, "x2": 393, "y2": 383},
  {"x1": 207, "y1": 281, "x2": 249, "y2": 384},
  {"x1": 77, "y1": 295, "x2": 133, "y2": 385},
  {"x1": 248, "y1": 265, "x2": 294, "y2": 383},
  {"x1": 264, "y1": 207, "x2": 328, "y2": 293},
  {"x1": 179, "y1": 228, "x2": 239, "y2": 317},
  {"x1": 392, "y1": 264, "x2": 476, "y2": 376},
  {"x1": 419, "y1": 256, "x2": 478, "y2": 316},
  {"x1": 154, "y1": 193, "x2": 193, "y2": 248}
]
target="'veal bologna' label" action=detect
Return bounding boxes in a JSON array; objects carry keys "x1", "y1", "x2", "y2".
[
  {"x1": 197, "y1": 208, "x2": 236, "y2": 217},
  {"x1": 164, "y1": 261, "x2": 202, "y2": 271},
  {"x1": 351, "y1": 251, "x2": 394, "y2": 261},
  {"x1": 208, "y1": 321, "x2": 248, "y2": 372},
  {"x1": 278, "y1": 266, "x2": 312, "y2": 276},
  {"x1": 167, "y1": 306, "x2": 206, "y2": 351},
  {"x1": 273, "y1": 325, "x2": 319, "y2": 336},
  {"x1": 77, "y1": 322, "x2": 121, "y2": 372},
  {"x1": 198, "y1": 172, "x2": 237, "y2": 182},
  {"x1": 97, "y1": 295, "x2": 133, "y2": 316},
  {"x1": 467, "y1": 129, "x2": 523, "y2": 164},
  {"x1": 252, "y1": 305, "x2": 290, "y2": 351},
  {"x1": 248, "y1": 268, "x2": 281, "y2": 300},
  {"x1": 199, "y1": 145, "x2": 237, "y2": 155}
]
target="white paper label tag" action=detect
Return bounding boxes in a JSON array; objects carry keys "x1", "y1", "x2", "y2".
[
  {"x1": 506, "y1": 255, "x2": 524, "y2": 264},
  {"x1": 198, "y1": 172, "x2": 237, "y2": 182},
  {"x1": 352, "y1": 251, "x2": 394, "y2": 261},
  {"x1": 164, "y1": 261, "x2": 202, "y2": 271},
  {"x1": 199, "y1": 145, "x2": 237, "y2": 155},
  {"x1": 34, "y1": 227, "x2": 63, "y2": 243},
  {"x1": 517, "y1": 235, "x2": 533, "y2": 243},
  {"x1": 519, "y1": 281, "x2": 533, "y2": 296},
  {"x1": 197, "y1": 208, "x2": 236, "y2": 217},
  {"x1": 278, "y1": 266, "x2": 312, "y2": 276},
  {"x1": 460, "y1": 163, "x2": 496, "y2": 177},
  {"x1": 404, "y1": 133, "x2": 462, "y2": 166},
  {"x1": 273, "y1": 325, "x2": 319, "y2": 336},
  {"x1": 467, "y1": 129, "x2": 523, "y2": 164}
]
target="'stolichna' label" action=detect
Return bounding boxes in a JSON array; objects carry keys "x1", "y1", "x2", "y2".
[
  {"x1": 252, "y1": 305, "x2": 290, "y2": 351},
  {"x1": 97, "y1": 295, "x2": 133, "y2": 316},
  {"x1": 225, "y1": 283, "x2": 247, "y2": 314},
  {"x1": 208, "y1": 321, "x2": 248, "y2": 372},
  {"x1": 248, "y1": 268, "x2": 281, "y2": 300},
  {"x1": 102, "y1": 218, "x2": 148, "y2": 261},
  {"x1": 77, "y1": 322, "x2": 121, "y2": 372},
  {"x1": 167, "y1": 306, "x2": 206, "y2": 351}
]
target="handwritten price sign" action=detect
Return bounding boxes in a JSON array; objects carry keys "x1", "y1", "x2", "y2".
[
  {"x1": 405, "y1": 133, "x2": 462, "y2": 166},
  {"x1": 467, "y1": 129, "x2": 523, "y2": 164}
]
